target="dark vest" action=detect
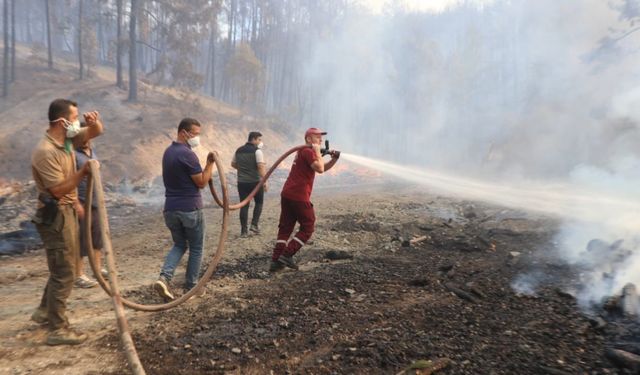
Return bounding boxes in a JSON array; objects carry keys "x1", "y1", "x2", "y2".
[{"x1": 235, "y1": 143, "x2": 261, "y2": 183}]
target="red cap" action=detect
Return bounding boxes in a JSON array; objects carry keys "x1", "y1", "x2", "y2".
[{"x1": 305, "y1": 127, "x2": 327, "y2": 138}]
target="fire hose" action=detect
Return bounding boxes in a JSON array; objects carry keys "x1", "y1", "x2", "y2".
[{"x1": 81, "y1": 145, "x2": 309, "y2": 374}]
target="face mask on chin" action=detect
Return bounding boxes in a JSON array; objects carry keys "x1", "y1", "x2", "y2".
[{"x1": 257, "y1": 142, "x2": 264, "y2": 149}]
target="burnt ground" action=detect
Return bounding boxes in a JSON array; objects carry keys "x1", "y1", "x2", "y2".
[
  {"x1": 99, "y1": 187, "x2": 625, "y2": 375},
  {"x1": 131, "y1": 257, "x2": 609, "y2": 375},
  {"x1": 2, "y1": 184, "x2": 638, "y2": 374}
]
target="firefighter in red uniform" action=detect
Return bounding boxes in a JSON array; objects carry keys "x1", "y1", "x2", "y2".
[{"x1": 270, "y1": 128, "x2": 340, "y2": 272}]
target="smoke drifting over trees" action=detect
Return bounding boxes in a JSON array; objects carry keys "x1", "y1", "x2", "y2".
[
  {"x1": 1, "y1": 1, "x2": 638, "y2": 175},
  {"x1": 2, "y1": 0, "x2": 640, "y2": 305}
]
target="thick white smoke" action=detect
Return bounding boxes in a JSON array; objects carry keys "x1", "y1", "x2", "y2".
[{"x1": 301, "y1": 0, "x2": 640, "y2": 306}]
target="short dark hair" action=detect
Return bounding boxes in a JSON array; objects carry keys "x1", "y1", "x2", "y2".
[
  {"x1": 248, "y1": 131, "x2": 262, "y2": 142},
  {"x1": 178, "y1": 118, "x2": 201, "y2": 133},
  {"x1": 48, "y1": 99, "x2": 78, "y2": 122}
]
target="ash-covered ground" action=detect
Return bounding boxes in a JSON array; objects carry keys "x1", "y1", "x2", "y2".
[{"x1": 2, "y1": 182, "x2": 639, "y2": 374}]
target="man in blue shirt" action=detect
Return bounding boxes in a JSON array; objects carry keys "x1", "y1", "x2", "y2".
[
  {"x1": 154, "y1": 118, "x2": 214, "y2": 301},
  {"x1": 74, "y1": 131, "x2": 108, "y2": 288}
]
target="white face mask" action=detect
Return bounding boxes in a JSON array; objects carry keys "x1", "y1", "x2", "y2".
[
  {"x1": 257, "y1": 142, "x2": 264, "y2": 149},
  {"x1": 182, "y1": 130, "x2": 200, "y2": 148},
  {"x1": 52, "y1": 118, "x2": 81, "y2": 138},
  {"x1": 187, "y1": 135, "x2": 201, "y2": 148}
]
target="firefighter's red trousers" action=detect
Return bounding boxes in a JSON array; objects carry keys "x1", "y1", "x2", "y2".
[{"x1": 272, "y1": 196, "x2": 316, "y2": 261}]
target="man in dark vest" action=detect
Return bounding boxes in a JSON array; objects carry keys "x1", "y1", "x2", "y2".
[{"x1": 232, "y1": 131, "x2": 267, "y2": 237}]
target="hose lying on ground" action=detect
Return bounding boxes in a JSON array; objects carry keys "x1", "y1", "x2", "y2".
[{"x1": 81, "y1": 145, "x2": 308, "y2": 374}]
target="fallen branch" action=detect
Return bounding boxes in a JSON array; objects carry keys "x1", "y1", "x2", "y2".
[
  {"x1": 605, "y1": 348, "x2": 640, "y2": 372},
  {"x1": 410, "y1": 235, "x2": 429, "y2": 245},
  {"x1": 396, "y1": 358, "x2": 451, "y2": 375},
  {"x1": 614, "y1": 342, "x2": 640, "y2": 356},
  {"x1": 538, "y1": 366, "x2": 572, "y2": 375},
  {"x1": 445, "y1": 282, "x2": 479, "y2": 304}
]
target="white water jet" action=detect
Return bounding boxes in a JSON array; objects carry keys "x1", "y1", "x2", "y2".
[
  {"x1": 342, "y1": 152, "x2": 640, "y2": 227},
  {"x1": 342, "y1": 152, "x2": 640, "y2": 305}
]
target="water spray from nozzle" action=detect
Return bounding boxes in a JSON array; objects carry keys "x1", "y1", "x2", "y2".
[{"x1": 340, "y1": 152, "x2": 640, "y2": 228}]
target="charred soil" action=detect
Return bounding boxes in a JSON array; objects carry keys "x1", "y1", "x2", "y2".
[{"x1": 0, "y1": 185, "x2": 629, "y2": 374}]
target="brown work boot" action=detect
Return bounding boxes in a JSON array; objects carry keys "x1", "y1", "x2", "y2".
[
  {"x1": 46, "y1": 328, "x2": 88, "y2": 346},
  {"x1": 30, "y1": 307, "x2": 48, "y2": 324},
  {"x1": 154, "y1": 277, "x2": 175, "y2": 301}
]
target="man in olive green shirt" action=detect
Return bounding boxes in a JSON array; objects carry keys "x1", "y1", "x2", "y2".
[{"x1": 30, "y1": 98, "x2": 104, "y2": 346}]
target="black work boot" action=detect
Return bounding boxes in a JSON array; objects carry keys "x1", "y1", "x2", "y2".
[
  {"x1": 277, "y1": 255, "x2": 299, "y2": 270},
  {"x1": 269, "y1": 260, "x2": 285, "y2": 273}
]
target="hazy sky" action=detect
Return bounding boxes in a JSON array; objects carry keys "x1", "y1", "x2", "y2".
[{"x1": 357, "y1": 0, "x2": 498, "y2": 13}]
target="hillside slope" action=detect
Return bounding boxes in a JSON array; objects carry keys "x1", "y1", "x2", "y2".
[{"x1": 0, "y1": 46, "x2": 295, "y2": 184}]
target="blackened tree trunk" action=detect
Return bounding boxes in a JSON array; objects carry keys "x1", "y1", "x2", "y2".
[
  {"x1": 26, "y1": 2, "x2": 32, "y2": 43},
  {"x1": 250, "y1": 0, "x2": 258, "y2": 48},
  {"x1": 78, "y1": 0, "x2": 84, "y2": 79},
  {"x1": 208, "y1": 25, "x2": 216, "y2": 97},
  {"x1": 128, "y1": 0, "x2": 138, "y2": 102},
  {"x1": 3, "y1": 0, "x2": 8, "y2": 96},
  {"x1": 116, "y1": 0, "x2": 123, "y2": 88},
  {"x1": 45, "y1": 0, "x2": 52, "y2": 69},
  {"x1": 10, "y1": 0, "x2": 15, "y2": 82},
  {"x1": 229, "y1": 0, "x2": 236, "y2": 48},
  {"x1": 221, "y1": 0, "x2": 236, "y2": 101},
  {"x1": 97, "y1": 3, "x2": 105, "y2": 62}
]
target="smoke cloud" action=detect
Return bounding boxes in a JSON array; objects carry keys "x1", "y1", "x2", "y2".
[{"x1": 302, "y1": 0, "x2": 640, "y2": 306}]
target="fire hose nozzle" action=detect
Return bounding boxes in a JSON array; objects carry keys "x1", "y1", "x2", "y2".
[
  {"x1": 320, "y1": 140, "x2": 340, "y2": 158},
  {"x1": 320, "y1": 140, "x2": 331, "y2": 156}
]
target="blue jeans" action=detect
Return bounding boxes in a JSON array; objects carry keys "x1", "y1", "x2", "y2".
[{"x1": 160, "y1": 209, "x2": 205, "y2": 290}]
